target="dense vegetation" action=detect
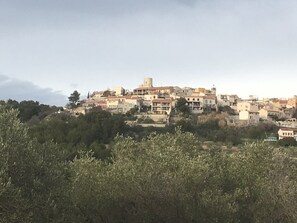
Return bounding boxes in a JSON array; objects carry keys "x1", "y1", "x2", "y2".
[
  {"x1": 0, "y1": 100, "x2": 279, "y2": 148},
  {"x1": 1, "y1": 103, "x2": 297, "y2": 222},
  {"x1": 0, "y1": 99, "x2": 62, "y2": 123}
]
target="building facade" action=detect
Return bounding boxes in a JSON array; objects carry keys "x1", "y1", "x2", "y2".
[{"x1": 278, "y1": 128, "x2": 297, "y2": 141}]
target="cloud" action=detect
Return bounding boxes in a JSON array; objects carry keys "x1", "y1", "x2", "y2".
[
  {"x1": 0, "y1": 0, "x2": 201, "y2": 29},
  {"x1": 0, "y1": 74, "x2": 67, "y2": 106},
  {"x1": 0, "y1": 0, "x2": 196, "y2": 13}
]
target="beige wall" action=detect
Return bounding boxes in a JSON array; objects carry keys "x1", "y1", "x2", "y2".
[
  {"x1": 278, "y1": 129, "x2": 297, "y2": 140},
  {"x1": 237, "y1": 101, "x2": 259, "y2": 112},
  {"x1": 239, "y1": 110, "x2": 259, "y2": 122},
  {"x1": 259, "y1": 108, "x2": 268, "y2": 119}
]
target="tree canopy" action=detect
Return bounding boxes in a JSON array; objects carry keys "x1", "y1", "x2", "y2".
[
  {"x1": 1, "y1": 102, "x2": 297, "y2": 222},
  {"x1": 176, "y1": 97, "x2": 190, "y2": 115},
  {"x1": 68, "y1": 90, "x2": 80, "y2": 108},
  {"x1": 0, "y1": 106, "x2": 72, "y2": 222},
  {"x1": 70, "y1": 130, "x2": 297, "y2": 223}
]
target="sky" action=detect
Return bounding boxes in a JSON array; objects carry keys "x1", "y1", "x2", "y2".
[{"x1": 1, "y1": 0, "x2": 297, "y2": 105}]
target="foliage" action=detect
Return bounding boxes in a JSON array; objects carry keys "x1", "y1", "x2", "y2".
[
  {"x1": 175, "y1": 119, "x2": 194, "y2": 132},
  {"x1": 70, "y1": 130, "x2": 297, "y2": 222},
  {"x1": 0, "y1": 106, "x2": 74, "y2": 222},
  {"x1": 244, "y1": 123, "x2": 278, "y2": 140},
  {"x1": 103, "y1": 90, "x2": 112, "y2": 97},
  {"x1": 2, "y1": 105, "x2": 297, "y2": 222},
  {"x1": 137, "y1": 117, "x2": 154, "y2": 124},
  {"x1": 126, "y1": 106, "x2": 139, "y2": 116},
  {"x1": 68, "y1": 90, "x2": 80, "y2": 108},
  {"x1": 278, "y1": 137, "x2": 297, "y2": 147},
  {"x1": 218, "y1": 105, "x2": 236, "y2": 115},
  {"x1": 29, "y1": 110, "x2": 125, "y2": 160},
  {"x1": 176, "y1": 97, "x2": 190, "y2": 116},
  {"x1": 0, "y1": 99, "x2": 61, "y2": 123},
  {"x1": 2, "y1": 98, "x2": 277, "y2": 147},
  {"x1": 139, "y1": 104, "x2": 151, "y2": 113}
]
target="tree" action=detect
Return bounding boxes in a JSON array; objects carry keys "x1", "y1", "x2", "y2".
[
  {"x1": 68, "y1": 90, "x2": 80, "y2": 108},
  {"x1": 1, "y1": 99, "x2": 61, "y2": 124},
  {"x1": 176, "y1": 97, "x2": 190, "y2": 115},
  {"x1": 292, "y1": 109, "x2": 297, "y2": 119},
  {"x1": 218, "y1": 106, "x2": 236, "y2": 115},
  {"x1": 0, "y1": 107, "x2": 31, "y2": 222},
  {"x1": 18, "y1": 100, "x2": 41, "y2": 122},
  {"x1": 126, "y1": 106, "x2": 138, "y2": 116},
  {"x1": 103, "y1": 90, "x2": 112, "y2": 97},
  {"x1": 0, "y1": 106, "x2": 75, "y2": 222},
  {"x1": 175, "y1": 119, "x2": 194, "y2": 132},
  {"x1": 69, "y1": 129, "x2": 297, "y2": 222}
]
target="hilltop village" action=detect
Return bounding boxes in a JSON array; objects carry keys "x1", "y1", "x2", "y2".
[{"x1": 69, "y1": 77, "x2": 297, "y2": 141}]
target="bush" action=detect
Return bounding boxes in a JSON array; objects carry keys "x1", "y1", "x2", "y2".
[
  {"x1": 137, "y1": 117, "x2": 154, "y2": 124},
  {"x1": 278, "y1": 137, "x2": 297, "y2": 147}
]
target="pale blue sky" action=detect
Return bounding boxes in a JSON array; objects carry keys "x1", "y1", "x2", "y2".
[{"x1": 0, "y1": 0, "x2": 297, "y2": 105}]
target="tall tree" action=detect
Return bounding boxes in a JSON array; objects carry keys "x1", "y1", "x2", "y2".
[
  {"x1": 68, "y1": 90, "x2": 80, "y2": 108},
  {"x1": 176, "y1": 97, "x2": 190, "y2": 115},
  {"x1": 0, "y1": 106, "x2": 74, "y2": 222}
]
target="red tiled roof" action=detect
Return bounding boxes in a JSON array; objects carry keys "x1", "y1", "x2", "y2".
[
  {"x1": 203, "y1": 96, "x2": 216, "y2": 100},
  {"x1": 152, "y1": 98, "x2": 172, "y2": 103},
  {"x1": 262, "y1": 108, "x2": 280, "y2": 112},
  {"x1": 106, "y1": 96, "x2": 140, "y2": 99},
  {"x1": 134, "y1": 86, "x2": 174, "y2": 90},
  {"x1": 187, "y1": 95, "x2": 204, "y2": 98},
  {"x1": 279, "y1": 128, "x2": 297, "y2": 131},
  {"x1": 152, "y1": 86, "x2": 174, "y2": 90}
]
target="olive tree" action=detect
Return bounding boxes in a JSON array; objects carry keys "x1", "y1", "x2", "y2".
[{"x1": 0, "y1": 106, "x2": 73, "y2": 222}]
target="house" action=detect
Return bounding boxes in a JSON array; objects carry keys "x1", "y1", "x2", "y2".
[
  {"x1": 235, "y1": 101, "x2": 260, "y2": 124},
  {"x1": 236, "y1": 101, "x2": 259, "y2": 113},
  {"x1": 239, "y1": 110, "x2": 260, "y2": 123},
  {"x1": 217, "y1": 94, "x2": 239, "y2": 107},
  {"x1": 133, "y1": 86, "x2": 174, "y2": 96},
  {"x1": 185, "y1": 96, "x2": 204, "y2": 114},
  {"x1": 259, "y1": 108, "x2": 281, "y2": 120},
  {"x1": 183, "y1": 94, "x2": 216, "y2": 113},
  {"x1": 275, "y1": 118, "x2": 297, "y2": 128},
  {"x1": 112, "y1": 86, "x2": 125, "y2": 96},
  {"x1": 133, "y1": 77, "x2": 174, "y2": 96},
  {"x1": 278, "y1": 128, "x2": 297, "y2": 141},
  {"x1": 271, "y1": 99, "x2": 288, "y2": 109},
  {"x1": 283, "y1": 107, "x2": 295, "y2": 119},
  {"x1": 105, "y1": 96, "x2": 142, "y2": 113},
  {"x1": 203, "y1": 95, "x2": 217, "y2": 111},
  {"x1": 151, "y1": 98, "x2": 173, "y2": 115},
  {"x1": 287, "y1": 97, "x2": 297, "y2": 108},
  {"x1": 95, "y1": 101, "x2": 108, "y2": 110},
  {"x1": 172, "y1": 87, "x2": 194, "y2": 98}
]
